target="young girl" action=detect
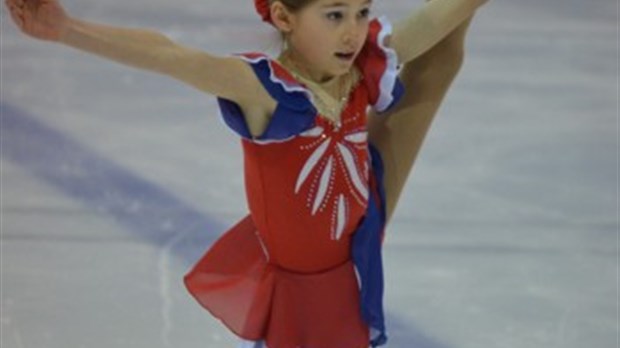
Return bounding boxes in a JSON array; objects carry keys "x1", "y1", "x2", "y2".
[{"x1": 5, "y1": 0, "x2": 487, "y2": 347}]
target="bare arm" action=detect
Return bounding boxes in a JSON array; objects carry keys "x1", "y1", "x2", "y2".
[
  {"x1": 59, "y1": 18, "x2": 260, "y2": 101},
  {"x1": 389, "y1": 0, "x2": 486, "y2": 64},
  {"x1": 4, "y1": 0, "x2": 269, "y2": 106}
]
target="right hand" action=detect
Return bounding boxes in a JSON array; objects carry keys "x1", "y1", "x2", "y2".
[{"x1": 5, "y1": 0, "x2": 70, "y2": 42}]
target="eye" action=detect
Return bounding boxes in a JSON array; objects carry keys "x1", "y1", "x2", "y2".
[
  {"x1": 358, "y1": 8, "x2": 371, "y2": 19},
  {"x1": 325, "y1": 11, "x2": 344, "y2": 21}
]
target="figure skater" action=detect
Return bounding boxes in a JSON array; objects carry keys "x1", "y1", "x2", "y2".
[{"x1": 4, "y1": 0, "x2": 487, "y2": 347}]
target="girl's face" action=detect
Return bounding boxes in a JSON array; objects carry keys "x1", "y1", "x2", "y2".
[{"x1": 285, "y1": 0, "x2": 372, "y2": 82}]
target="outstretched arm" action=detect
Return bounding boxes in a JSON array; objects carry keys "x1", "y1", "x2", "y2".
[
  {"x1": 389, "y1": 0, "x2": 486, "y2": 64},
  {"x1": 4, "y1": 0, "x2": 269, "y2": 106}
]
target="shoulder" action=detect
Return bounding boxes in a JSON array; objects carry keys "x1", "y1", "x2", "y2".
[
  {"x1": 218, "y1": 53, "x2": 317, "y2": 141},
  {"x1": 226, "y1": 54, "x2": 278, "y2": 138}
]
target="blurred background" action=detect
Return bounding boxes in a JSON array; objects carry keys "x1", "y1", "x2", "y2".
[{"x1": 1, "y1": 0, "x2": 617, "y2": 347}]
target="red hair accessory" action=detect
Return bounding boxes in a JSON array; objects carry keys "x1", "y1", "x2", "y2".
[{"x1": 254, "y1": 0, "x2": 273, "y2": 25}]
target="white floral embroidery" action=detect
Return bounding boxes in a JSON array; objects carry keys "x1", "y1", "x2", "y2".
[
  {"x1": 334, "y1": 194, "x2": 347, "y2": 240},
  {"x1": 295, "y1": 126, "x2": 369, "y2": 240},
  {"x1": 296, "y1": 137, "x2": 330, "y2": 194},
  {"x1": 336, "y1": 143, "x2": 368, "y2": 202}
]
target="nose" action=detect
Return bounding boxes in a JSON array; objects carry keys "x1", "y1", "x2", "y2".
[{"x1": 342, "y1": 22, "x2": 361, "y2": 47}]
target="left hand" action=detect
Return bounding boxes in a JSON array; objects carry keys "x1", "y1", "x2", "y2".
[{"x1": 5, "y1": 0, "x2": 70, "y2": 42}]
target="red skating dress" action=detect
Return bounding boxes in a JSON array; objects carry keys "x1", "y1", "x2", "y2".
[{"x1": 184, "y1": 17, "x2": 403, "y2": 348}]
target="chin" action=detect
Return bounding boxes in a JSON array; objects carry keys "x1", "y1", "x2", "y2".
[{"x1": 336, "y1": 65, "x2": 354, "y2": 75}]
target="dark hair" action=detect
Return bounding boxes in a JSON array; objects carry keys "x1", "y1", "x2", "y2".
[
  {"x1": 265, "y1": 0, "x2": 319, "y2": 52},
  {"x1": 270, "y1": 0, "x2": 317, "y2": 14}
]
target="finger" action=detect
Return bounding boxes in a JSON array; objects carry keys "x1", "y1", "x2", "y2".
[
  {"x1": 7, "y1": 4, "x2": 25, "y2": 28},
  {"x1": 25, "y1": 0, "x2": 37, "y2": 12},
  {"x1": 7, "y1": 0, "x2": 24, "y2": 16},
  {"x1": 8, "y1": 3, "x2": 24, "y2": 20},
  {"x1": 6, "y1": 1, "x2": 22, "y2": 15},
  {"x1": 20, "y1": 1, "x2": 33, "y2": 18},
  {"x1": 4, "y1": 0, "x2": 18, "y2": 9},
  {"x1": 8, "y1": 1, "x2": 22, "y2": 13}
]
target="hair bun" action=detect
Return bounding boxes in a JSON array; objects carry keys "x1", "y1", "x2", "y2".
[{"x1": 254, "y1": 0, "x2": 273, "y2": 25}]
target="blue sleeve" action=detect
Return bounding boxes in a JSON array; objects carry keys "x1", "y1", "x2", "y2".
[{"x1": 217, "y1": 53, "x2": 317, "y2": 143}]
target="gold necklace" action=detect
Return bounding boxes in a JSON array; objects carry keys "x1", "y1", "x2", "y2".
[{"x1": 277, "y1": 55, "x2": 361, "y2": 126}]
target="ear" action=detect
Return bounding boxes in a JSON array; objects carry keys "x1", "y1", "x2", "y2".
[{"x1": 270, "y1": 1, "x2": 296, "y2": 33}]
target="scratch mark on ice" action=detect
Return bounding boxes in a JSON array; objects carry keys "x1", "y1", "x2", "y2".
[{"x1": 158, "y1": 220, "x2": 197, "y2": 348}]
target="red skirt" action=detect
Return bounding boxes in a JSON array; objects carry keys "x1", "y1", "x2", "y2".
[{"x1": 184, "y1": 215, "x2": 369, "y2": 348}]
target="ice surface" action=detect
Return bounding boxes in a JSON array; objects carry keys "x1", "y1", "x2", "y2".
[{"x1": 1, "y1": 0, "x2": 617, "y2": 347}]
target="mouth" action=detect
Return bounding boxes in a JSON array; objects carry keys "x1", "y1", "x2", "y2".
[{"x1": 335, "y1": 52, "x2": 355, "y2": 61}]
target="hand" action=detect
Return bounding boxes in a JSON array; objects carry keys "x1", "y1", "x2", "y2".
[{"x1": 5, "y1": 0, "x2": 70, "y2": 41}]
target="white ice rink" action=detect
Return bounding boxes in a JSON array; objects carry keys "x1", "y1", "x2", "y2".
[{"x1": 1, "y1": 1, "x2": 617, "y2": 347}]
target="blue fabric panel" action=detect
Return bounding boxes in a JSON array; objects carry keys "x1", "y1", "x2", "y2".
[
  {"x1": 352, "y1": 142, "x2": 388, "y2": 347},
  {"x1": 217, "y1": 57, "x2": 316, "y2": 141},
  {"x1": 387, "y1": 78, "x2": 405, "y2": 113},
  {"x1": 218, "y1": 98, "x2": 254, "y2": 139}
]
